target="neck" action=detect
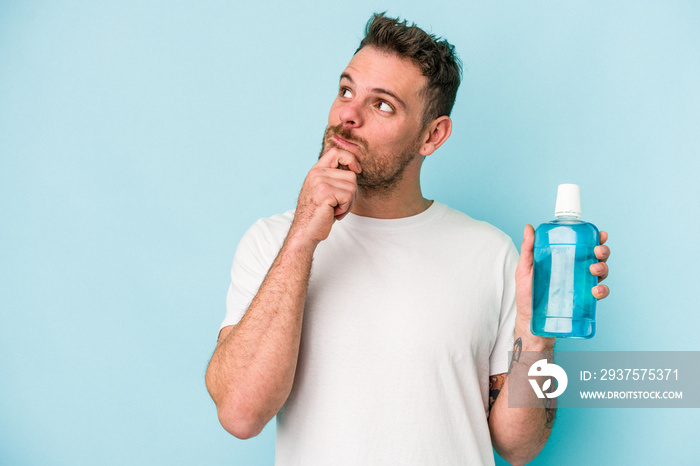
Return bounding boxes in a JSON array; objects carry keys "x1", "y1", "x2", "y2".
[{"x1": 350, "y1": 182, "x2": 432, "y2": 219}]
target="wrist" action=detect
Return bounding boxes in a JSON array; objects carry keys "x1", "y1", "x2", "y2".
[
  {"x1": 515, "y1": 316, "x2": 555, "y2": 352},
  {"x1": 283, "y1": 230, "x2": 320, "y2": 257}
]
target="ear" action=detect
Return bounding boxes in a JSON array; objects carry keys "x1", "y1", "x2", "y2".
[{"x1": 418, "y1": 116, "x2": 452, "y2": 156}]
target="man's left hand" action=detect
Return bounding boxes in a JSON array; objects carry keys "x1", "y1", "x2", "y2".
[{"x1": 514, "y1": 225, "x2": 611, "y2": 325}]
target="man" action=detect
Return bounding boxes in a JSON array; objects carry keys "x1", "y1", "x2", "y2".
[{"x1": 206, "y1": 13, "x2": 610, "y2": 466}]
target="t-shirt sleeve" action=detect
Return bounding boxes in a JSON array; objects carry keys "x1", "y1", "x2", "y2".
[
  {"x1": 220, "y1": 215, "x2": 290, "y2": 330},
  {"x1": 488, "y1": 240, "x2": 519, "y2": 375}
]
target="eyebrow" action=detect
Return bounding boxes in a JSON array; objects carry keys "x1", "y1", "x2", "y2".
[{"x1": 340, "y1": 72, "x2": 407, "y2": 110}]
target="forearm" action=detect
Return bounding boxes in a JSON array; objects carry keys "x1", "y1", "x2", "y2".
[
  {"x1": 206, "y1": 147, "x2": 360, "y2": 438},
  {"x1": 489, "y1": 317, "x2": 556, "y2": 466},
  {"x1": 205, "y1": 236, "x2": 315, "y2": 438}
]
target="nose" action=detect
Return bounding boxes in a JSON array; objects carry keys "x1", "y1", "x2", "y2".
[{"x1": 338, "y1": 101, "x2": 363, "y2": 129}]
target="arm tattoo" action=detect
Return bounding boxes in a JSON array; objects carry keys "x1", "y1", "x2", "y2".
[
  {"x1": 489, "y1": 338, "x2": 523, "y2": 411},
  {"x1": 508, "y1": 337, "x2": 522, "y2": 373},
  {"x1": 489, "y1": 374, "x2": 506, "y2": 410},
  {"x1": 494, "y1": 337, "x2": 557, "y2": 427}
]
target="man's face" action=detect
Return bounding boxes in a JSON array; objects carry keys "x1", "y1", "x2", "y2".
[{"x1": 321, "y1": 46, "x2": 429, "y2": 192}]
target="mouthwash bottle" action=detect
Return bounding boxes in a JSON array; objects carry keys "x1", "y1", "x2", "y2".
[{"x1": 531, "y1": 184, "x2": 600, "y2": 339}]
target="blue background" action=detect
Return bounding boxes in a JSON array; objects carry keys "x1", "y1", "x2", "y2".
[{"x1": 1, "y1": 1, "x2": 698, "y2": 464}]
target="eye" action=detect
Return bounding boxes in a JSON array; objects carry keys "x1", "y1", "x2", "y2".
[
  {"x1": 340, "y1": 88, "x2": 353, "y2": 99},
  {"x1": 377, "y1": 101, "x2": 394, "y2": 113}
]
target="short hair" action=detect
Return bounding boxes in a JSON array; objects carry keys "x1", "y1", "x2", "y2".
[{"x1": 357, "y1": 12, "x2": 462, "y2": 127}]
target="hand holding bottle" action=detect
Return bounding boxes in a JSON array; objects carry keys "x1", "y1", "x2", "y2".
[{"x1": 515, "y1": 185, "x2": 611, "y2": 340}]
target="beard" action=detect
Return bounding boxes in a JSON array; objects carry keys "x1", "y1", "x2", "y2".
[{"x1": 319, "y1": 123, "x2": 421, "y2": 194}]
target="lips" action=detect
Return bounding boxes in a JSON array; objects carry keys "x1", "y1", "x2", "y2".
[{"x1": 331, "y1": 134, "x2": 359, "y2": 151}]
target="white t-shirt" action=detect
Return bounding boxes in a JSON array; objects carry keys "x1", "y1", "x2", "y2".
[{"x1": 222, "y1": 201, "x2": 518, "y2": 465}]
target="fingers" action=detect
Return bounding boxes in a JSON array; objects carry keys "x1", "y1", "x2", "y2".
[
  {"x1": 310, "y1": 147, "x2": 360, "y2": 220},
  {"x1": 592, "y1": 284, "x2": 609, "y2": 300},
  {"x1": 305, "y1": 168, "x2": 358, "y2": 210},
  {"x1": 305, "y1": 171, "x2": 357, "y2": 212},
  {"x1": 591, "y1": 231, "x2": 610, "y2": 295},
  {"x1": 323, "y1": 177, "x2": 357, "y2": 220},
  {"x1": 592, "y1": 231, "x2": 610, "y2": 282},
  {"x1": 596, "y1": 230, "x2": 609, "y2": 263},
  {"x1": 290, "y1": 154, "x2": 360, "y2": 245},
  {"x1": 590, "y1": 261, "x2": 609, "y2": 281},
  {"x1": 306, "y1": 168, "x2": 358, "y2": 189},
  {"x1": 316, "y1": 148, "x2": 362, "y2": 174},
  {"x1": 595, "y1": 244, "x2": 610, "y2": 263}
]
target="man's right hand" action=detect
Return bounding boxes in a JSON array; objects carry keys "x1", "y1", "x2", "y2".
[
  {"x1": 287, "y1": 148, "x2": 362, "y2": 248},
  {"x1": 206, "y1": 151, "x2": 360, "y2": 439}
]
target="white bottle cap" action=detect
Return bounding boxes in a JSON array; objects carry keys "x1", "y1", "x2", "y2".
[{"x1": 554, "y1": 184, "x2": 581, "y2": 219}]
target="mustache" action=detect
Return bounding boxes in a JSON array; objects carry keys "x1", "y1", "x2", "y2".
[{"x1": 325, "y1": 123, "x2": 368, "y2": 150}]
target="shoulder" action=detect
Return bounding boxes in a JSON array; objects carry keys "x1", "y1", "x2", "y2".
[
  {"x1": 247, "y1": 210, "x2": 295, "y2": 239},
  {"x1": 237, "y1": 210, "x2": 295, "y2": 258},
  {"x1": 434, "y1": 202, "x2": 515, "y2": 250}
]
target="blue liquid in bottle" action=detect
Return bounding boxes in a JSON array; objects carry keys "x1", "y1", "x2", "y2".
[{"x1": 531, "y1": 185, "x2": 600, "y2": 339}]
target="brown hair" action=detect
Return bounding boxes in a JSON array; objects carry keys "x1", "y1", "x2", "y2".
[{"x1": 357, "y1": 13, "x2": 462, "y2": 127}]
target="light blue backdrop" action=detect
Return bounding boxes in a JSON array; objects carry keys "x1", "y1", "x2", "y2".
[{"x1": 1, "y1": 1, "x2": 698, "y2": 464}]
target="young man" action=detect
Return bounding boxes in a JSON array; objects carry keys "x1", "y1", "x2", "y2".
[{"x1": 206, "y1": 13, "x2": 610, "y2": 466}]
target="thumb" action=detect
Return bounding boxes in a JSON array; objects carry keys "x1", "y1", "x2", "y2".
[
  {"x1": 515, "y1": 224, "x2": 536, "y2": 316},
  {"x1": 516, "y1": 224, "x2": 535, "y2": 279}
]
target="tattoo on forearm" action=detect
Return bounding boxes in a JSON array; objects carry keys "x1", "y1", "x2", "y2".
[
  {"x1": 489, "y1": 374, "x2": 506, "y2": 410},
  {"x1": 508, "y1": 337, "x2": 522, "y2": 373},
  {"x1": 503, "y1": 336, "x2": 556, "y2": 427}
]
